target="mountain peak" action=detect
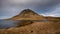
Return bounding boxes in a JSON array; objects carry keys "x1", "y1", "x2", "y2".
[
  {"x1": 9, "y1": 9, "x2": 45, "y2": 20},
  {"x1": 22, "y1": 9, "x2": 32, "y2": 12},
  {"x1": 19, "y1": 9, "x2": 38, "y2": 15}
]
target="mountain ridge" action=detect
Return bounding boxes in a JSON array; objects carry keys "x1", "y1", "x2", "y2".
[{"x1": 9, "y1": 9, "x2": 45, "y2": 20}]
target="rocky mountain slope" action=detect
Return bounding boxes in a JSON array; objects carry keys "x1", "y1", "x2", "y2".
[{"x1": 9, "y1": 9, "x2": 46, "y2": 20}]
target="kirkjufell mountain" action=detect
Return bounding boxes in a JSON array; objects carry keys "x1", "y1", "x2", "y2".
[
  {"x1": 9, "y1": 9, "x2": 46, "y2": 20},
  {"x1": 0, "y1": 9, "x2": 60, "y2": 34}
]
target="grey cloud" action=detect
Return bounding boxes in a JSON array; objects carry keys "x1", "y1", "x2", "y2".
[{"x1": 0, "y1": 0, "x2": 60, "y2": 19}]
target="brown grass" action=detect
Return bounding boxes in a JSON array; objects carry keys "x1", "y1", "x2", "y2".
[{"x1": 0, "y1": 21, "x2": 60, "y2": 34}]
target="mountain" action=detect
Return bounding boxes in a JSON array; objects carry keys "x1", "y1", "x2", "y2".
[
  {"x1": 9, "y1": 9, "x2": 46, "y2": 20},
  {"x1": 0, "y1": 9, "x2": 60, "y2": 34}
]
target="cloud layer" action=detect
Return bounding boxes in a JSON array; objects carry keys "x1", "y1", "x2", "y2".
[{"x1": 0, "y1": 0, "x2": 60, "y2": 19}]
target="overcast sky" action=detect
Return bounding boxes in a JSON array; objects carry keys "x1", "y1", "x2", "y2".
[{"x1": 0, "y1": 0, "x2": 60, "y2": 19}]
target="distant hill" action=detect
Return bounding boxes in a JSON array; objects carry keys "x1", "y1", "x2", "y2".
[
  {"x1": 9, "y1": 9, "x2": 46, "y2": 20},
  {"x1": 45, "y1": 17, "x2": 60, "y2": 20}
]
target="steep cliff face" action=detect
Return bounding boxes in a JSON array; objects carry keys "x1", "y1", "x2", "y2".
[{"x1": 9, "y1": 9, "x2": 45, "y2": 20}]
